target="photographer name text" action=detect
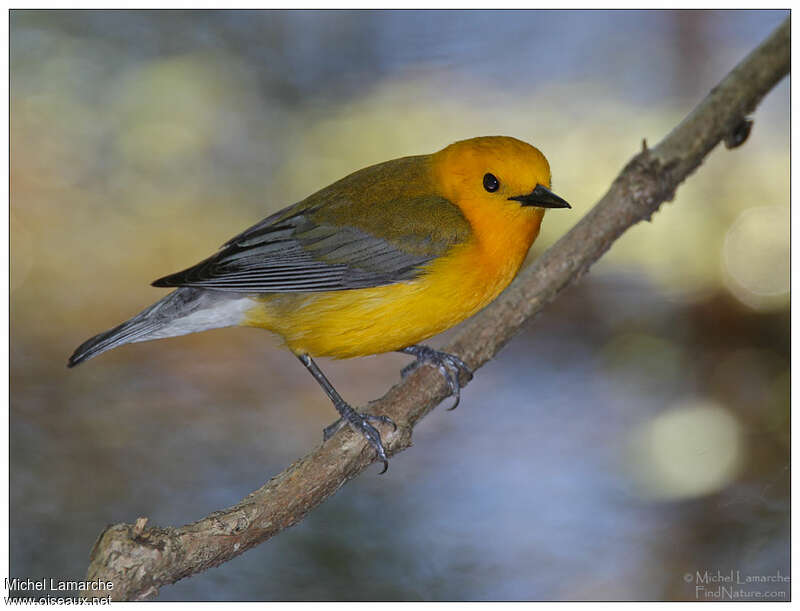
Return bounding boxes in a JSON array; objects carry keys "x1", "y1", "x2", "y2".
[
  {"x1": 693, "y1": 569, "x2": 789, "y2": 585},
  {"x1": 5, "y1": 578, "x2": 113, "y2": 592}
]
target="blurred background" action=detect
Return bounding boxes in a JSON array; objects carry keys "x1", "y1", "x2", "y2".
[{"x1": 11, "y1": 10, "x2": 789, "y2": 601}]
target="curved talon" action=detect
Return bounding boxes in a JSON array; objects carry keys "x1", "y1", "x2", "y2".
[
  {"x1": 399, "y1": 345, "x2": 473, "y2": 410},
  {"x1": 324, "y1": 413, "x2": 396, "y2": 441},
  {"x1": 323, "y1": 407, "x2": 395, "y2": 473},
  {"x1": 446, "y1": 393, "x2": 460, "y2": 411},
  {"x1": 352, "y1": 416, "x2": 389, "y2": 473},
  {"x1": 372, "y1": 414, "x2": 397, "y2": 431}
]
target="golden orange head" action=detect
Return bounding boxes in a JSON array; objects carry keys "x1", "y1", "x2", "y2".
[{"x1": 430, "y1": 136, "x2": 569, "y2": 215}]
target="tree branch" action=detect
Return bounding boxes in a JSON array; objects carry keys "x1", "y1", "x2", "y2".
[{"x1": 84, "y1": 17, "x2": 789, "y2": 601}]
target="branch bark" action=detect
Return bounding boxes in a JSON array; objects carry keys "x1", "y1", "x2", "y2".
[{"x1": 84, "y1": 17, "x2": 790, "y2": 601}]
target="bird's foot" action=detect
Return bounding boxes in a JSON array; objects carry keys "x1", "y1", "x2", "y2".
[
  {"x1": 399, "y1": 344, "x2": 473, "y2": 410},
  {"x1": 324, "y1": 404, "x2": 396, "y2": 474}
]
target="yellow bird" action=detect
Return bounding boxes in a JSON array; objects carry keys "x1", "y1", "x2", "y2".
[{"x1": 68, "y1": 136, "x2": 570, "y2": 471}]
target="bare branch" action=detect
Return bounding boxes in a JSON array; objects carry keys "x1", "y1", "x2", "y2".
[{"x1": 84, "y1": 17, "x2": 789, "y2": 601}]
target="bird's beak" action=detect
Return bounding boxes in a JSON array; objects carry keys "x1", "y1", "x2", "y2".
[{"x1": 508, "y1": 184, "x2": 571, "y2": 209}]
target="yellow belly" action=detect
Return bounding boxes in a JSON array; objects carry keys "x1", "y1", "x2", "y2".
[{"x1": 243, "y1": 240, "x2": 520, "y2": 358}]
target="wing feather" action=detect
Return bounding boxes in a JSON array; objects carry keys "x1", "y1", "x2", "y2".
[{"x1": 152, "y1": 159, "x2": 472, "y2": 293}]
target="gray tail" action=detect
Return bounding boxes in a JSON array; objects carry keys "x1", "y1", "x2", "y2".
[
  {"x1": 67, "y1": 317, "x2": 161, "y2": 367},
  {"x1": 67, "y1": 288, "x2": 206, "y2": 367}
]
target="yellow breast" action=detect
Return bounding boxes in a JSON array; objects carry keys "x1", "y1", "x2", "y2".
[{"x1": 243, "y1": 205, "x2": 544, "y2": 359}]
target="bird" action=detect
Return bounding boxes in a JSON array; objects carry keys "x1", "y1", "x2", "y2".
[{"x1": 68, "y1": 136, "x2": 571, "y2": 472}]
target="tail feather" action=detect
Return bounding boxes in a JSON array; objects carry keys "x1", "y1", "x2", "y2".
[
  {"x1": 67, "y1": 318, "x2": 161, "y2": 367},
  {"x1": 68, "y1": 288, "x2": 254, "y2": 367},
  {"x1": 67, "y1": 287, "x2": 219, "y2": 367}
]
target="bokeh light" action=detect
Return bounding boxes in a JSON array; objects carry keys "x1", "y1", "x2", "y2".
[
  {"x1": 627, "y1": 399, "x2": 743, "y2": 500},
  {"x1": 722, "y1": 205, "x2": 790, "y2": 310}
]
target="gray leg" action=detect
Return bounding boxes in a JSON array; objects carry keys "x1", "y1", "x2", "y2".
[{"x1": 298, "y1": 354, "x2": 396, "y2": 473}]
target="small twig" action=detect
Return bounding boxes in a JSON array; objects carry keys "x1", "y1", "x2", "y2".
[{"x1": 83, "y1": 17, "x2": 789, "y2": 601}]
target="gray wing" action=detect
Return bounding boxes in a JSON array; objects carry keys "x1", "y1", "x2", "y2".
[{"x1": 151, "y1": 196, "x2": 470, "y2": 293}]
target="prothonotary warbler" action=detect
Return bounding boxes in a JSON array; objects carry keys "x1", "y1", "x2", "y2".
[{"x1": 68, "y1": 136, "x2": 571, "y2": 472}]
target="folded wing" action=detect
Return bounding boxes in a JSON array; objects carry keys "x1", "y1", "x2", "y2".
[{"x1": 152, "y1": 194, "x2": 471, "y2": 293}]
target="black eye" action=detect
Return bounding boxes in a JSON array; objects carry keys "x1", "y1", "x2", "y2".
[{"x1": 483, "y1": 173, "x2": 499, "y2": 193}]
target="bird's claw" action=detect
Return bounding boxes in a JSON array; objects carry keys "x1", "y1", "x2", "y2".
[
  {"x1": 400, "y1": 345, "x2": 473, "y2": 410},
  {"x1": 324, "y1": 405, "x2": 396, "y2": 474}
]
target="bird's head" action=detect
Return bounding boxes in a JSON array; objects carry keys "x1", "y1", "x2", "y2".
[{"x1": 432, "y1": 136, "x2": 570, "y2": 218}]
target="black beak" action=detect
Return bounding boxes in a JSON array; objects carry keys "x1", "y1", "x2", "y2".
[{"x1": 508, "y1": 184, "x2": 571, "y2": 209}]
